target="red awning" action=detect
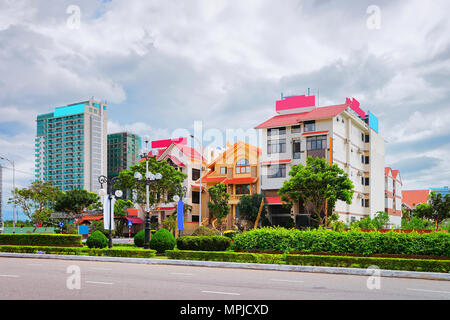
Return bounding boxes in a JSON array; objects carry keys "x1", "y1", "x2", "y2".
[
  {"x1": 261, "y1": 159, "x2": 291, "y2": 165},
  {"x1": 223, "y1": 177, "x2": 257, "y2": 184},
  {"x1": 265, "y1": 196, "x2": 285, "y2": 204},
  {"x1": 191, "y1": 184, "x2": 206, "y2": 191},
  {"x1": 302, "y1": 130, "x2": 329, "y2": 136},
  {"x1": 126, "y1": 217, "x2": 145, "y2": 224}
]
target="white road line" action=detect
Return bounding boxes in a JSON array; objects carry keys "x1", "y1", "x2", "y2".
[
  {"x1": 407, "y1": 288, "x2": 450, "y2": 295},
  {"x1": 170, "y1": 272, "x2": 194, "y2": 276},
  {"x1": 0, "y1": 275, "x2": 20, "y2": 278},
  {"x1": 270, "y1": 279, "x2": 304, "y2": 283},
  {"x1": 27, "y1": 264, "x2": 42, "y2": 266},
  {"x1": 201, "y1": 290, "x2": 240, "y2": 296},
  {"x1": 89, "y1": 268, "x2": 113, "y2": 271},
  {"x1": 85, "y1": 281, "x2": 114, "y2": 285}
]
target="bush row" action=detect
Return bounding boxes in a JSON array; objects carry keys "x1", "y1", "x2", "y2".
[
  {"x1": 231, "y1": 227, "x2": 450, "y2": 256},
  {"x1": 0, "y1": 233, "x2": 82, "y2": 246},
  {"x1": 176, "y1": 236, "x2": 231, "y2": 251},
  {"x1": 166, "y1": 250, "x2": 285, "y2": 264},
  {"x1": 0, "y1": 245, "x2": 156, "y2": 258},
  {"x1": 286, "y1": 254, "x2": 450, "y2": 273},
  {"x1": 165, "y1": 250, "x2": 450, "y2": 273}
]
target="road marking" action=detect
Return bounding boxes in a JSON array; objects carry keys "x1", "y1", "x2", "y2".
[
  {"x1": 170, "y1": 272, "x2": 194, "y2": 276},
  {"x1": 270, "y1": 279, "x2": 304, "y2": 283},
  {"x1": 85, "y1": 281, "x2": 114, "y2": 285},
  {"x1": 201, "y1": 290, "x2": 240, "y2": 296},
  {"x1": 89, "y1": 268, "x2": 113, "y2": 271},
  {"x1": 0, "y1": 275, "x2": 20, "y2": 278},
  {"x1": 27, "y1": 264, "x2": 42, "y2": 266},
  {"x1": 407, "y1": 288, "x2": 450, "y2": 295}
]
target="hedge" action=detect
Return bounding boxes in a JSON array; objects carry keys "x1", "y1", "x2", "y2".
[
  {"x1": 166, "y1": 250, "x2": 285, "y2": 264},
  {"x1": 165, "y1": 250, "x2": 450, "y2": 273},
  {"x1": 0, "y1": 233, "x2": 82, "y2": 247},
  {"x1": 231, "y1": 227, "x2": 450, "y2": 256},
  {"x1": 176, "y1": 236, "x2": 231, "y2": 251},
  {"x1": 286, "y1": 254, "x2": 450, "y2": 273},
  {"x1": 0, "y1": 245, "x2": 156, "y2": 258}
]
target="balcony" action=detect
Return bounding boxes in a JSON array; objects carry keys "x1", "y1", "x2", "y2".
[{"x1": 307, "y1": 148, "x2": 326, "y2": 159}]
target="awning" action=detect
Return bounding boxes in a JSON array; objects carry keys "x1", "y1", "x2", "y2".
[
  {"x1": 261, "y1": 159, "x2": 291, "y2": 165},
  {"x1": 191, "y1": 184, "x2": 206, "y2": 191},
  {"x1": 77, "y1": 215, "x2": 103, "y2": 223},
  {"x1": 223, "y1": 177, "x2": 257, "y2": 184},
  {"x1": 265, "y1": 196, "x2": 286, "y2": 204},
  {"x1": 126, "y1": 217, "x2": 144, "y2": 224},
  {"x1": 302, "y1": 130, "x2": 329, "y2": 136}
]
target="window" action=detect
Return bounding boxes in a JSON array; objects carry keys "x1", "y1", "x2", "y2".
[
  {"x1": 192, "y1": 191, "x2": 200, "y2": 204},
  {"x1": 291, "y1": 125, "x2": 301, "y2": 133},
  {"x1": 306, "y1": 135, "x2": 327, "y2": 150},
  {"x1": 192, "y1": 168, "x2": 201, "y2": 181},
  {"x1": 361, "y1": 198, "x2": 370, "y2": 207},
  {"x1": 365, "y1": 156, "x2": 370, "y2": 164},
  {"x1": 220, "y1": 167, "x2": 227, "y2": 175},
  {"x1": 361, "y1": 133, "x2": 364, "y2": 142},
  {"x1": 304, "y1": 121, "x2": 315, "y2": 132},
  {"x1": 364, "y1": 134, "x2": 370, "y2": 143},
  {"x1": 191, "y1": 215, "x2": 199, "y2": 222},
  {"x1": 268, "y1": 164, "x2": 286, "y2": 178},
  {"x1": 361, "y1": 177, "x2": 370, "y2": 186},
  {"x1": 267, "y1": 127, "x2": 286, "y2": 136},
  {"x1": 293, "y1": 140, "x2": 301, "y2": 159},
  {"x1": 235, "y1": 159, "x2": 250, "y2": 174},
  {"x1": 267, "y1": 139, "x2": 286, "y2": 154},
  {"x1": 236, "y1": 184, "x2": 250, "y2": 194}
]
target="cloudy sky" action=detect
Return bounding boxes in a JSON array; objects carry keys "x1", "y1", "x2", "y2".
[{"x1": 0, "y1": 0, "x2": 449, "y2": 220}]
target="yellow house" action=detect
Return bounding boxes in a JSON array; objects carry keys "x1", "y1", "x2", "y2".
[{"x1": 197, "y1": 141, "x2": 261, "y2": 229}]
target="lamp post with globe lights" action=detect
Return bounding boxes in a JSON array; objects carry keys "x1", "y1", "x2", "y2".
[
  {"x1": 135, "y1": 135, "x2": 163, "y2": 249},
  {"x1": 98, "y1": 175, "x2": 123, "y2": 248}
]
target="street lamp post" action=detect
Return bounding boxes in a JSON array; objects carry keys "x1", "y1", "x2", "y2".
[
  {"x1": 0, "y1": 156, "x2": 15, "y2": 234},
  {"x1": 98, "y1": 175, "x2": 123, "y2": 249},
  {"x1": 190, "y1": 135, "x2": 203, "y2": 226},
  {"x1": 135, "y1": 136, "x2": 162, "y2": 249}
]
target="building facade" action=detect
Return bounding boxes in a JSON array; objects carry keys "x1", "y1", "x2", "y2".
[
  {"x1": 255, "y1": 94, "x2": 386, "y2": 226},
  {"x1": 107, "y1": 132, "x2": 141, "y2": 178},
  {"x1": 197, "y1": 141, "x2": 261, "y2": 229},
  {"x1": 35, "y1": 99, "x2": 107, "y2": 193},
  {"x1": 384, "y1": 167, "x2": 402, "y2": 227}
]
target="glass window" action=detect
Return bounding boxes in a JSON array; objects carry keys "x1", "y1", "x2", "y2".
[
  {"x1": 304, "y1": 121, "x2": 315, "y2": 132},
  {"x1": 220, "y1": 167, "x2": 227, "y2": 175},
  {"x1": 267, "y1": 139, "x2": 286, "y2": 154},
  {"x1": 236, "y1": 184, "x2": 250, "y2": 194},
  {"x1": 268, "y1": 164, "x2": 286, "y2": 178},
  {"x1": 267, "y1": 127, "x2": 286, "y2": 136},
  {"x1": 291, "y1": 125, "x2": 301, "y2": 133},
  {"x1": 293, "y1": 140, "x2": 301, "y2": 159},
  {"x1": 306, "y1": 135, "x2": 326, "y2": 150},
  {"x1": 192, "y1": 191, "x2": 200, "y2": 204},
  {"x1": 236, "y1": 159, "x2": 250, "y2": 174},
  {"x1": 192, "y1": 168, "x2": 201, "y2": 181}
]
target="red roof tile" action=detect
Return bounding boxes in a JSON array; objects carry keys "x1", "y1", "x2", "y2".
[
  {"x1": 254, "y1": 104, "x2": 348, "y2": 129},
  {"x1": 402, "y1": 190, "x2": 430, "y2": 209}
]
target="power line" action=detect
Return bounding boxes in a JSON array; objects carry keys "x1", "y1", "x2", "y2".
[{"x1": 0, "y1": 166, "x2": 35, "y2": 177}]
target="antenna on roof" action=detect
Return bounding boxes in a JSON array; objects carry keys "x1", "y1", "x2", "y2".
[{"x1": 281, "y1": 92, "x2": 284, "y2": 100}]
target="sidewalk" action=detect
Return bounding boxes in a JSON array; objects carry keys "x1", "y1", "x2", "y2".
[{"x1": 1, "y1": 252, "x2": 449, "y2": 281}]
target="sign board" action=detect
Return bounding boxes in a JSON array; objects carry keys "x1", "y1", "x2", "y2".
[
  {"x1": 59, "y1": 222, "x2": 64, "y2": 228},
  {"x1": 128, "y1": 220, "x2": 133, "y2": 227},
  {"x1": 177, "y1": 200, "x2": 184, "y2": 231},
  {"x1": 78, "y1": 225, "x2": 89, "y2": 235}
]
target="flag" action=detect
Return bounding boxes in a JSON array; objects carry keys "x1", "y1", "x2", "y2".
[
  {"x1": 103, "y1": 195, "x2": 116, "y2": 230},
  {"x1": 177, "y1": 200, "x2": 184, "y2": 231}
]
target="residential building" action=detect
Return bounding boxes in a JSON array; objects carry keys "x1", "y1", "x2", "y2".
[
  {"x1": 402, "y1": 186, "x2": 448, "y2": 213},
  {"x1": 107, "y1": 132, "x2": 141, "y2": 199},
  {"x1": 430, "y1": 186, "x2": 449, "y2": 196},
  {"x1": 35, "y1": 99, "x2": 107, "y2": 193},
  {"x1": 384, "y1": 167, "x2": 402, "y2": 227},
  {"x1": 254, "y1": 94, "x2": 386, "y2": 227},
  {"x1": 197, "y1": 141, "x2": 262, "y2": 229}
]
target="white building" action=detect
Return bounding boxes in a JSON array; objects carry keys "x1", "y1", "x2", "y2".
[
  {"x1": 254, "y1": 94, "x2": 386, "y2": 227},
  {"x1": 384, "y1": 167, "x2": 402, "y2": 228}
]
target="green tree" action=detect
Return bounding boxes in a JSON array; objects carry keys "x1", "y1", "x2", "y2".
[
  {"x1": 117, "y1": 157, "x2": 186, "y2": 214},
  {"x1": 356, "y1": 211, "x2": 389, "y2": 229},
  {"x1": 237, "y1": 193, "x2": 270, "y2": 228},
  {"x1": 53, "y1": 189, "x2": 101, "y2": 221},
  {"x1": 114, "y1": 199, "x2": 134, "y2": 237},
  {"x1": 8, "y1": 180, "x2": 62, "y2": 231},
  {"x1": 207, "y1": 182, "x2": 230, "y2": 230},
  {"x1": 278, "y1": 156, "x2": 354, "y2": 226},
  {"x1": 414, "y1": 192, "x2": 450, "y2": 228}
]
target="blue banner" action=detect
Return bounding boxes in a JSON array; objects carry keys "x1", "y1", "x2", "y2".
[
  {"x1": 177, "y1": 200, "x2": 184, "y2": 231},
  {"x1": 78, "y1": 225, "x2": 89, "y2": 235}
]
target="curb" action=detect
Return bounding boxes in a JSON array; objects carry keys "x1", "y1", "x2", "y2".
[{"x1": 1, "y1": 252, "x2": 449, "y2": 281}]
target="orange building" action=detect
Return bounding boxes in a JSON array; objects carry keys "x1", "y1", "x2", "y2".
[{"x1": 197, "y1": 141, "x2": 262, "y2": 229}]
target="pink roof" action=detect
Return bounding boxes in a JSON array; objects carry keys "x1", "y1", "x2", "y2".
[
  {"x1": 151, "y1": 137, "x2": 187, "y2": 149},
  {"x1": 276, "y1": 95, "x2": 315, "y2": 113},
  {"x1": 255, "y1": 104, "x2": 348, "y2": 129},
  {"x1": 165, "y1": 154, "x2": 186, "y2": 167},
  {"x1": 173, "y1": 143, "x2": 206, "y2": 162},
  {"x1": 385, "y1": 167, "x2": 391, "y2": 176}
]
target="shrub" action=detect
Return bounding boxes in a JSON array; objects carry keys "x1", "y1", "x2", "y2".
[
  {"x1": 176, "y1": 235, "x2": 231, "y2": 251},
  {"x1": 149, "y1": 228, "x2": 176, "y2": 253},
  {"x1": 134, "y1": 229, "x2": 146, "y2": 247},
  {"x1": 231, "y1": 227, "x2": 450, "y2": 256},
  {"x1": 166, "y1": 250, "x2": 285, "y2": 264},
  {"x1": 191, "y1": 226, "x2": 217, "y2": 236},
  {"x1": 223, "y1": 230, "x2": 238, "y2": 239},
  {"x1": 0, "y1": 233, "x2": 82, "y2": 246},
  {"x1": 86, "y1": 230, "x2": 108, "y2": 249}
]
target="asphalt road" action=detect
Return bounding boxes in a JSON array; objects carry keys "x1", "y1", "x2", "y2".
[{"x1": 0, "y1": 257, "x2": 449, "y2": 300}]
